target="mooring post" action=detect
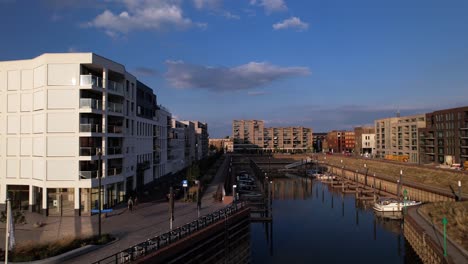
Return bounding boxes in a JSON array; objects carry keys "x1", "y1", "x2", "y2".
[{"x1": 458, "y1": 181, "x2": 462, "y2": 201}]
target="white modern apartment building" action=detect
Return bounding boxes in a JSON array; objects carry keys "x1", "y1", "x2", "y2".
[
  {"x1": 0, "y1": 53, "x2": 171, "y2": 216},
  {"x1": 361, "y1": 133, "x2": 376, "y2": 155}
]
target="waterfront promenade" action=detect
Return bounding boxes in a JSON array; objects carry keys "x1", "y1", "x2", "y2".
[{"x1": 0, "y1": 157, "x2": 229, "y2": 263}]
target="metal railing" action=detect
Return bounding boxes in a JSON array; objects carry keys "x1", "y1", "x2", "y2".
[
  {"x1": 80, "y1": 170, "x2": 98, "y2": 179},
  {"x1": 107, "y1": 147, "x2": 122, "y2": 155},
  {"x1": 93, "y1": 202, "x2": 246, "y2": 264},
  {"x1": 80, "y1": 75, "x2": 103, "y2": 88},
  {"x1": 80, "y1": 147, "x2": 101, "y2": 156},
  {"x1": 107, "y1": 80, "x2": 124, "y2": 95},
  {"x1": 107, "y1": 125, "x2": 123, "y2": 134},
  {"x1": 80, "y1": 123, "x2": 102, "y2": 133},
  {"x1": 108, "y1": 167, "x2": 123, "y2": 176},
  {"x1": 108, "y1": 102, "x2": 123, "y2": 114},
  {"x1": 80, "y1": 98, "x2": 102, "y2": 110}
]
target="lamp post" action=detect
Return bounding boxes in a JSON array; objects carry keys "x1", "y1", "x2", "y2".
[
  {"x1": 97, "y1": 149, "x2": 102, "y2": 238},
  {"x1": 364, "y1": 163, "x2": 368, "y2": 187},
  {"x1": 232, "y1": 184, "x2": 237, "y2": 203},
  {"x1": 373, "y1": 173, "x2": 376, "y2": 202},
  {"x1": 458, "y1": 181, "x2": 462, "y2": 201},
  {"x1": 399, "y1": 170, "x2": 403, "y2": 200}
]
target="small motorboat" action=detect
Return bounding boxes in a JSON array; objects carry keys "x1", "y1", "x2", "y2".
[{"x1": 373, "y1": 198, "x2": 422, "y2": 212}]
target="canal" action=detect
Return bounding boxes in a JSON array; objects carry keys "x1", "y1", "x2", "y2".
[{"x1": 249, "y1": 177, "x2": 423, "y2": 263}]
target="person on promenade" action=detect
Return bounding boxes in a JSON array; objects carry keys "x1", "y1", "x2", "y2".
[
  {"x1": 128, "y1": 197, "x2": 134, "y2": 212},
  {"x1": 134, "y1": 196, "x2": 138, "y2": 209}
]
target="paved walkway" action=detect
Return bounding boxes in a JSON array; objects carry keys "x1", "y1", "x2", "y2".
[
  {"x1": 407, "y1": 206, "x2": 468, "y2": 263},
  {"x1": 0, "y1": 156, "x2": 230, "y2": 263}
]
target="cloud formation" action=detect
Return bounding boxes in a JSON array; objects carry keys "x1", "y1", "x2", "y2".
[
  {"x1": 86, "y1": 0, "x2": 201, "y2": 37},
  {"x1": 247, "y1": 91, "x2": 267, "y2": 96},
  {"x1": 273, "y1": 17, "x2": 308, "y2": 31},
  {"x1": 165, "y1": 60, "x2": 310, "y2": 91},
  {"x1": 133, "y1": 67, "x2": 159, "y2": 77},
  {"x1": 250, "y1": 0, "x2": 287, "y2": 13},
  {"x1": 192, "y1": 0, "x2": 222, "y2": 10}
]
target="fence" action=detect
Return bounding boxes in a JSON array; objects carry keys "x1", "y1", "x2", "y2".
[{"x1": 93, "y1": 202, "x2": 246, "y2": 264}]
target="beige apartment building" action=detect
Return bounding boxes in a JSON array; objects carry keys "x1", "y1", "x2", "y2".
[
  {"x1": 375, "y1": 114, "x2": 426, "y2": 163},
  {"x1": 232, "y1": 120, "x2": 313, "y2": 152},
  {"x1": 0, "y1": 53, "x2": 175, "y2": 216}
]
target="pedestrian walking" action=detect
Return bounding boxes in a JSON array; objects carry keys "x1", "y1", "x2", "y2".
[
  {"x1": 128, "y1": 197, "x2": 134, "y2": 212},
  {"x1": 134, "y1": 196, "x2": 138, "y2": 207}
]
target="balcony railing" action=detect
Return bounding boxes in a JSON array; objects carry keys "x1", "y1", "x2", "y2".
[
  {"x1": 107, "y1": 147, "x2": 123, "y2": 155},
  {"x1": 80, "y1": 75, "x2": 103, "y2": 88},
  {"x1": 80, "y1": 170, "x2": 98, "y2": 179},
  {"x1": 80, "y1": 147, "x2": 101, "y2": 156},
  {"x1": 79, "y1": 123, "x2": 102, "y2": 133},
  {"x1": 107, "y1": 125, "x2": 123, "y2": 134},
  {"x1": 107, "y1": 102, "x2": 123, "y2": 114},
  {"x1": 80, "y1": 98, "x2": 102, "y2": 110},
  {"x1": 107, "y1": 80, "x2": 124, "y2": 95},
  {"x1": 108, "y1": 167, "x2": 123, "y2": 176}
]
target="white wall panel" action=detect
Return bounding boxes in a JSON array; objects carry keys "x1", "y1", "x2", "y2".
[
  {"x1": 21, "y1": 93, "x2": 32, "y2": 112},
  {"x1": 7, "y1": 94, "x2": 19, "y2": 112},
  {"x1": 0, "y1": 116, "x2": 4, "y2": 134},
  {"x1": 7, "y1": 137, "x2": 19, "y2": 156},
  {"x1": 6, "y1": 159, "x2": 19, "y2": 178},
  {"x1": 20, "y1": 137, "x2": 32, "y2": 156},
  {"x1": 47, "y1": 136, "x2": 77, "y2": 157},
  {"x1": 7, "y1": 70, "x2": 20, "y2": 91},
  {"x1": 33, "y1": 160, "x2": 45, "y2": 180},
  {"x1": 33, "y1": 65, "x2": 46, "y2": 88},
  {"x1": 47, "y1": 112, "x2": 76, "y2": 132},
  {"x1": 47, "y1": 160, "x2": 76, "y2": 181},
  {"x1": 33, "y1": 137, "x2": 45, "y2": 157},
  {"x1": 33, "y1": 90, "x2": 45, "y2": 110},
  {"x1": 33, "y1": 113, "x2": 45, "y2": 133},
  {"x1": 0, "y1": 71, "x2": 6, "y2": 91},
  {"x1": 47, "y1": 89, "x2": 78, "y2": 109},
  {"x1": 20, "y1": 115, "x2": 32, "y2": 134},
  {"x1": 20, "y1": 159, "x2": 32, "y2": 179},
  {"x1": 47, "y1": 64, "x2": 79, "y2": 86},
  {"x1": 21, "y1": 69, "x2": 33, "y2": 90},
  {"x1": 7, "y1": 116, "x2": 19, "y2": 134}
]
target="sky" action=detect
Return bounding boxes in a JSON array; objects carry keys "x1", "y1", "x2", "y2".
[{"x1": 1, "y1": 0, "x2": 468, "y2": 137}]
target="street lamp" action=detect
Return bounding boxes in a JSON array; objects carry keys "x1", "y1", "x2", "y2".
[
  {"x1": 232, "y1": 184, "x2": 237, "y2": 202},
  {"x1": 364, "y1": 163, "x2": 368, "y2": 186},
  {"x1": 399, "y1": 170, "x2": 403, "y2": 200},
  {"x1": 458, "y1": 181, "x2": 462, "y2": 201},
  {"x1": 97, "y1": 148, "x2": 102, "y2": 238}
]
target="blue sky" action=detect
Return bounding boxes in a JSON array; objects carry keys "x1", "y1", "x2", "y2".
[{"x1": 1, "y1": 0, "x2": 468, "y2": 137}]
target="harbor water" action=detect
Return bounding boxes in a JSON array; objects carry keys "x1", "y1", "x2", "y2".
[{"x1": 250, "y1": 177, "x2": 422, "y2": 263}]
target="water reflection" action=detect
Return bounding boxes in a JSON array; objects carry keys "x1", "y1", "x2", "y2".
[{"x1": 251, "y1": 177, "x2": 422, "y2": 264}]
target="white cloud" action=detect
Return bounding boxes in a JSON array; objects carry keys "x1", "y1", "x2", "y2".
[
  {"x1": 250, "y1": 0, "x2": 287, "y2": 13},
  {"x1": 165, "y1": 60, "x2": 310, "y2": 92},
  {"x1": 193, "y1": 0, "x2": 221, "y2": 10},
  {"x1": 273, "y1": 17, "x2": 308, "y2": 31},
  {"x1": 86, "y1": 0, "x2": 201, "y2": 36},
  {"x1": 223, "y1": 11, "x2": 240, "y2": 20}
]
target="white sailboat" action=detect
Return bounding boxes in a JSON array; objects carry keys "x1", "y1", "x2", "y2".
[{"x1": 373, "y1": 197, "x2": 422, "y2": 212}]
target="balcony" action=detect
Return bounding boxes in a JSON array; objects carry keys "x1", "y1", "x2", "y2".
[
  {"x1": 79, "y1": 123, "x2": 102, "y2": 133},
  {"x1": 80, "y1": 98, "x2": 102, "y2": 110},
  {"x1": 107, "y1": 167, "x2": 123, "y2": 176},
  {"x1": 107, "y1": 147, "x2": 122, "y2": 155},
  {"x1": 107, "y1": 102, "x2": 123, "y2": 114},
  {"x1": 80, "y1": 170, "x2": 98, "y2": 179},
  {"x1": 107, "y1": 125, "x2": 123, "y2": 134},
  {"x1": 80, "y1": 75, "x2": 103, "y2": 88},
  {"x1": 80, "y1": 147, "x2": 101, "y2": 156},
  {"x1": 107, "y1": 80, "x2": 124, "y2": 95}
]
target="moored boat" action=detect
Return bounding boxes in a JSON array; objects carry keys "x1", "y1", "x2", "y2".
[{"x1": 373, "y1": 198, "x2": 422, "y2": 212}]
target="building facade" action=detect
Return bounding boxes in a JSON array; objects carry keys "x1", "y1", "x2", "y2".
[
  {"x1": 0, "y1": 53, "x2": 206, "y2": 216},
  {"x1": 375, "y1": 114, "x2": 426, "y2": 163},
  {"x1": 313, "y1": 132, "x2": 327, "y2": 153},
  {"x1": 232, "y1": 120, "x2": 313, "y2": 152},
  {"x1": 419, "y1": 106, "x2": 468, "y2": 165},
  {"x1": 354, "y1": 126, "x2": 375, "y2": 154}
]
